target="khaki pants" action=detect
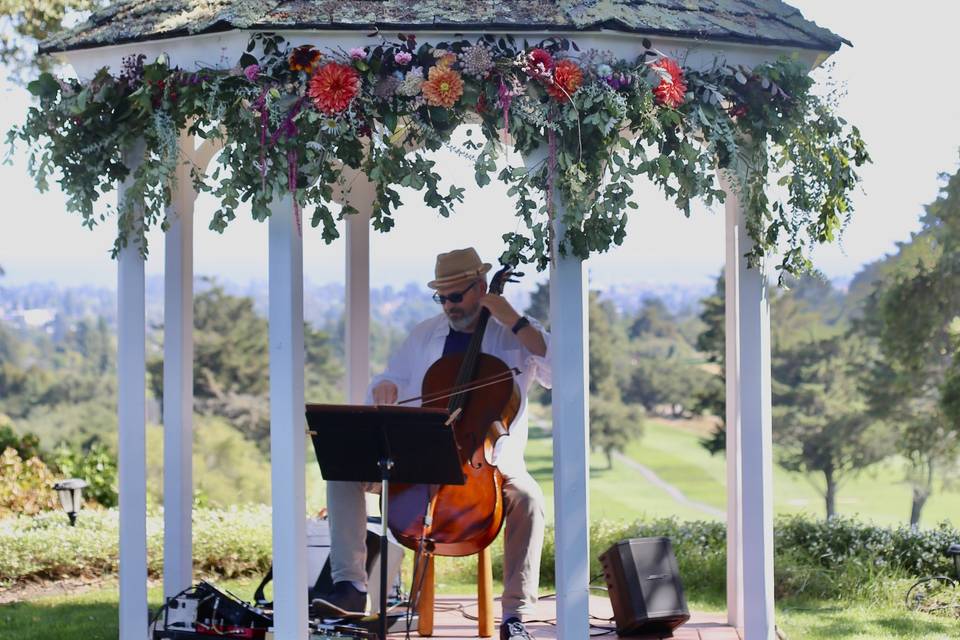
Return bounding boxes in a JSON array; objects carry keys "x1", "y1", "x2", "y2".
[{"x1": 326, "y1": 470, "x2": 546, "y2": 620}]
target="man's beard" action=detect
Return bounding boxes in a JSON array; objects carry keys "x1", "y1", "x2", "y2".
[{"x1": 446, "y1": 304, "x2": 481, "y2": 332}]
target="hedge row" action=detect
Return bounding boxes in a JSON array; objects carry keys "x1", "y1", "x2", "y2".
[
  {"x1": 0, "y1": 506, "x2": 273, "y2": 588},
  {"x1": 2, "y1": 509, "x2": 957, "y2": 600}
]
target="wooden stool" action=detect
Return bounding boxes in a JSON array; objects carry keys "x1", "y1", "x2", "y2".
[{"x1": 415, "y1": 546, "x2": 495, "y2": 637}]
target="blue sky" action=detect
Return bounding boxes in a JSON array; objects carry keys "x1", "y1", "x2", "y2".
[{"x1": 0, "y1": 0, "x2": 957, "y2": 291}]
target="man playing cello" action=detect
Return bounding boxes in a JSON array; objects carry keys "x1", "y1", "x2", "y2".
[{"x1": 315, "y1": 247, "x2": 551, "y2": 640}]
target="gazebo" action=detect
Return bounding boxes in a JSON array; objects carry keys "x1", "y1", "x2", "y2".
[{"x1": 24, "y1": 2, "x2": 865, "y2": 639}]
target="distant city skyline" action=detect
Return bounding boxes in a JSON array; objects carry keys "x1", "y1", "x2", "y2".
[{"x1": 1, "y1": 1, "x2": 957, "y2": 292}]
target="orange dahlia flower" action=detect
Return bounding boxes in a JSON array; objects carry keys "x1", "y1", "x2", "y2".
[
  {"x1": 547, "y1": 59, "x2": 583, "y2": 102},
  {"x1": 421, "y1": 65, "x2": 464, "y2": 108},
  {"x1": 650, "y1": 58, "x2": 687, "y2": 108},
  {"x1": 308, "y1": 62, "x2": 361, "y2": 114}
]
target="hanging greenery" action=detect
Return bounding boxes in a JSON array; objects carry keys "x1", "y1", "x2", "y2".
[{"x1": 7, "y1": 33, "x2": 868, "y2": 277}]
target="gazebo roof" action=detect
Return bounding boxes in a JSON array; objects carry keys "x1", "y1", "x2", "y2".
[{"x1": 40, "y1": 0, "x2": 848, "y2": 55}]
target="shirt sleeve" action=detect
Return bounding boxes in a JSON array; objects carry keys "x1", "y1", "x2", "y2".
[{"x1": 522, "y1": 317, "x2": 552, "y2": 390}]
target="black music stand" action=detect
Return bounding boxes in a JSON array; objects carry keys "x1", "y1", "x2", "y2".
[{"x1": 306, "y1": 403, "x2": 464, "y2": 640}]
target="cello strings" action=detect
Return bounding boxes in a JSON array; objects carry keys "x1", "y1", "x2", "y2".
[
  {"x1": 413, "y1": 374, "x2": 516, "y2": 406},
  {"x1": 397, "y1": 370, "x2": 517, "y2": 405},
  {"x1": 395, "y1": 368, "x2": 521, "y2": 406}
]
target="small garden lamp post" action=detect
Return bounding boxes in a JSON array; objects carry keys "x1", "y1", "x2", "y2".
[{"x1": 53, "y1": 478, "x2": 87, "y2": 526}]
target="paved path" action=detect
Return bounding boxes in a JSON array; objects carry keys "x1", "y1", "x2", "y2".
[{"x1": 612, "y1": 451, "x2": 726, "y2": 519}]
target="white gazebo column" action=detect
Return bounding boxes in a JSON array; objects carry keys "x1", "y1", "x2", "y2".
[
  {"x1": 548, "y1": 217, "x2": 591, "y2": 639},
  {"x1": 522, "y1": 146, "x2": 590, "y2": 639},
  {"x1": 722, "y1": 173, "x2": 775, "y2": 639},
  {"x1": 722, "y1": 174, "x2": 744, "y2": 630},
  {"x1": 268, "y1": 196, "x2": 308, "y2": 640},
  {"x1": 339, "y1": 170, "x2": 373, "y2": 403},
  {"x1": 117, "y1": 138, "x2": 148, "y2": 639},
  {"x1": 162, "y1": 132, "x2": 199, "y2": 599}
]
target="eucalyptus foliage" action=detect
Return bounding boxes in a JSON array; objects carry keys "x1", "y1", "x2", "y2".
[{"x1": 8, "y1": 34, "x2": 868, "y2": 276}]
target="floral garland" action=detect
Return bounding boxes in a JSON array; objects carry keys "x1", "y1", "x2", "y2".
[{"x1": 8, "y1": 33, "x2": 868, "y2": 277}]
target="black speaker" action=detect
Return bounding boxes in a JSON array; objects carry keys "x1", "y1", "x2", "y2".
[{"x1": 599, "y1": 537, "x2": 690, "y2": 636}]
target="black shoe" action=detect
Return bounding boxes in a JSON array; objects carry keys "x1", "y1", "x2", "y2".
[
  {"x1": 311, "y1": 582, "x2": 367, "y2": 618},
  {"x1": 500, "y1": 617, "x2": 532, "y2": 640}
]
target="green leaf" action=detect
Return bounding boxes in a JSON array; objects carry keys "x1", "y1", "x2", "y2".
[
  {"x1": 27, "y1": 73, "x2": 59, "y2": 100},
  {"x1": 383, "y1": 112, "x2": 398, "y2": 133}
]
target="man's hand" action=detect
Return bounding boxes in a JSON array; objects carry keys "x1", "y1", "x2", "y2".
[
  {"x1": 479, "y1": 293, "x2": 521, "y2": 328},
  {"x1": 481, "y1": 293, "x2": 547, "y2": 357},
  {"x1": 372, "y1": 380, "x2": 398, "y2": 405}
]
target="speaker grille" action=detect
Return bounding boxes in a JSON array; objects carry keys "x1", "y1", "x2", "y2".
[{"x1": 599, "y1": 537, "x2": 690, "y2": 636}]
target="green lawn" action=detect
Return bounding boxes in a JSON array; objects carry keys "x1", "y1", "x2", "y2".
[
  {"x1": 624, "y1": 417, "x2": 960, "y2": 527},
  {"x1": 525, "y1": 424, "x2": 713, "y2": 523},
  {"x1": 775, "y1": 600, "x2": 959, "y2": 640},
  {"x1": 3, "y1": 580, "x2": 956, "y2": 640},
  {"x1": 0, "y1": 579, "x2": 256, "y2": 640}
]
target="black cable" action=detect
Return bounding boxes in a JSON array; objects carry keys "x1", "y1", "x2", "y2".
[
  {"x1": 589, "y1": 622, "x2": 617, "y2": 636},
  {"x1": 434, "y1": 580, "x2": 617, "y2": 632}
]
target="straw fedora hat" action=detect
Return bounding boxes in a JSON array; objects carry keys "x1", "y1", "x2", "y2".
[{"x1": 427, "y1": 247, "x2": 492, "y2": 289}]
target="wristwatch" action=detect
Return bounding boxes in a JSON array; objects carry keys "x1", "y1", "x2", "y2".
[{"x1": 511, "y1": 316, "x2": 531, "y2": 335}]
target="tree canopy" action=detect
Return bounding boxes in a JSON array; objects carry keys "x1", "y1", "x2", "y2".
[{"x1": 857, "y1": 158, "x2": 960, "y2": 525}]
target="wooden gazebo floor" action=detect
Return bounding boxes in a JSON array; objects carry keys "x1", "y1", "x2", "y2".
[{"x1": 389, "y1": 595, "x2": 740, "y2": 639}]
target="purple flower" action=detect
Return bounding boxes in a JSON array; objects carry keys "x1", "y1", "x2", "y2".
[
  {"x1": 349, "y1": 47, "x2": 366, "y2": 60},
  {"x1": 243, "y1": 64, "x2": 260, "y2": 82},
  {"x1": 394, "y1": 51, "x2": 413, "y2": 66}
]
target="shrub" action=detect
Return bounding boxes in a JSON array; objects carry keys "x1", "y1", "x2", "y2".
[
  {"x1": 775, "y1": 514, "x2": 960, "y2": 580},
  {"x1": 51, "y1": 442, "x2": 118, "y2": 508},
  {"x1": 0, "y1": 506, "x2": 273, "y2": 588},
  {"x1": 1, "y1": 510, "x2": 958, "y2": 601},
  {"x1": 0, "y1": 416, "x2": 42, "y2": 461},
  {"x1": 0, "y1": 510, "x2": 120, "y2": 586},
  {"x1": 0, "y1": 447, "x2": 59, "y2": 517}
]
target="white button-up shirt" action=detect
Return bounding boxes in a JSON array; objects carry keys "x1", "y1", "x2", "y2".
[{"x1": 366, "y1": 313, "x2": 551, "y2": 477}]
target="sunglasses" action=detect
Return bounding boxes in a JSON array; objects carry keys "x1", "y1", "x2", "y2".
[{"x1": 433, "y1": 280, "x2": 479, "y2": 305}]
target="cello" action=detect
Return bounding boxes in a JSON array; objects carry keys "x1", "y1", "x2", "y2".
[{"x1": 387, "y1": 265, "x2": 521, "y2": 558}]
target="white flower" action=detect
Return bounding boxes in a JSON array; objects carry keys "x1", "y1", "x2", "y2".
[
  {"x1": 396, "y1": 66, "x2": 424, "y2": 96},
  {"x1": 320, "y1": 117, "x2": 345, "y2": 135},
  {"x1": 460, "y1": 44, "x2": 495, "y2": 78}
]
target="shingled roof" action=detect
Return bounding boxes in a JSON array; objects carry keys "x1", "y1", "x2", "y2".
[{"x1": 40, "y1": 0, "x2": 848, "y2": 55}]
